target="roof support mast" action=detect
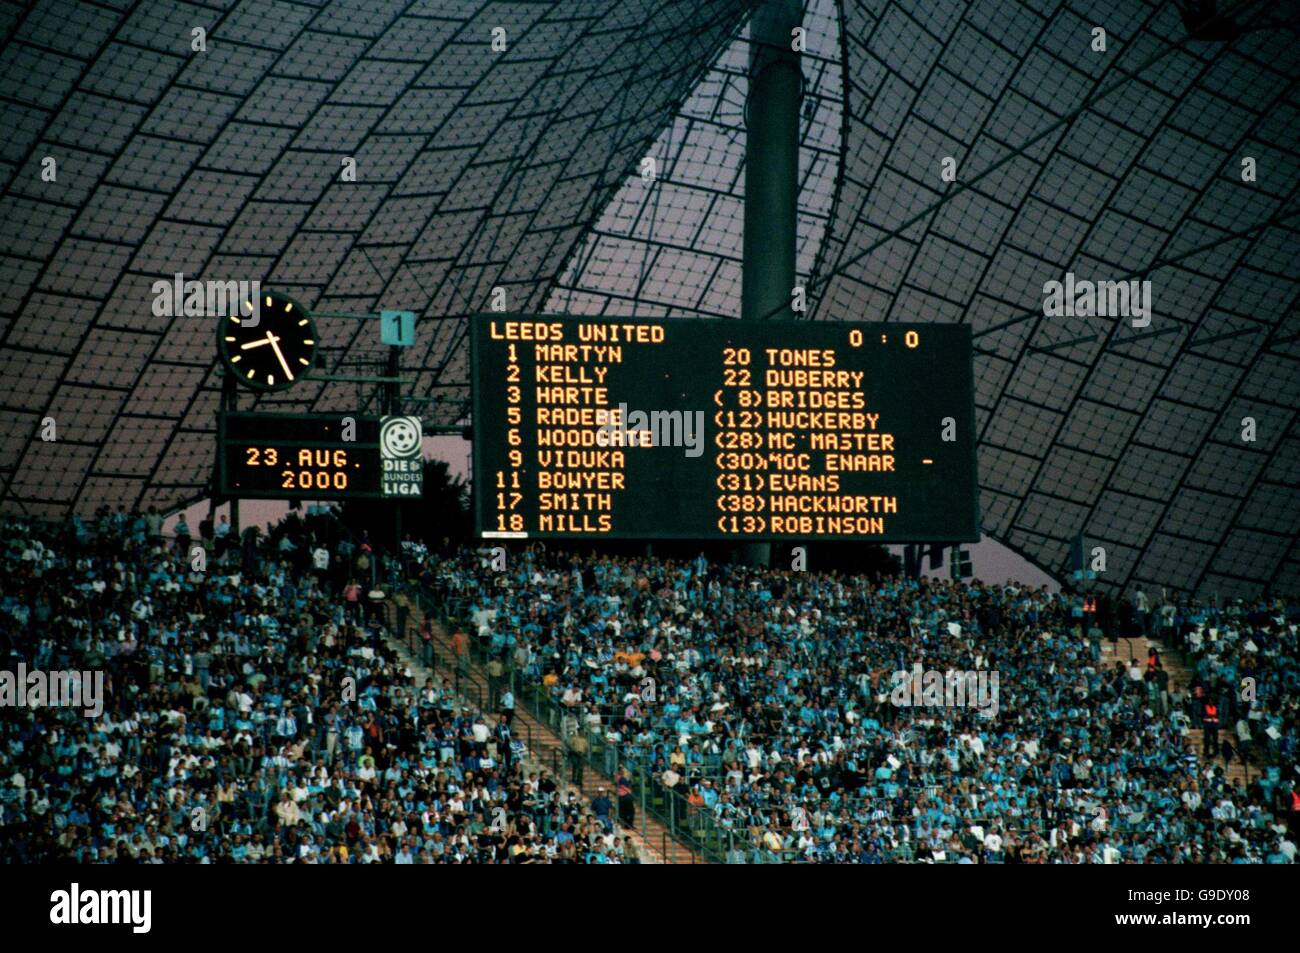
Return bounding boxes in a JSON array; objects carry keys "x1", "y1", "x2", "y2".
[{"x1": 740, "y1": 0, "x2": 803, "y2": 568}]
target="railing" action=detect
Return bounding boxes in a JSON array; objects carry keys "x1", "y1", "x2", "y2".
[
  {"x1": 383, "y1": 580, "x2": 575, "y2": 782},
  {"x1": 396, "y1": 581, "x2": 1058, "y2": 864},
  {"x1": 398, "y1": 582, "x2": 745, "y2": 862},
  {"x1": 402, "y1": 579, "x2": 1296, "y2": 863},
  {"x1": 1145, "y1": 620, "x2": 1283, "y2": 780}
]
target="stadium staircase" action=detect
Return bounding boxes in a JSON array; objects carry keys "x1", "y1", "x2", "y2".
[
  {"x1": 1101, "y1": 635, "x2": 1249, "y2": 788},
  {"x1": 382, "y1": 595, "x2": 701, "y2": 864}
]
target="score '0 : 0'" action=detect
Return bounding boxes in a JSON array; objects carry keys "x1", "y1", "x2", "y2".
[{"x1": 849, "y1": 329, "x2": 919, "y2": 347}]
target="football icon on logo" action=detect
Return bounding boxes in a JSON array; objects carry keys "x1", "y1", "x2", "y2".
[{"x1": 381, "y1": 417, "x2": 421, "y2": 457}]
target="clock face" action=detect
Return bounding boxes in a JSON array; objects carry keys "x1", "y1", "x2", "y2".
[{"x1": 218, "y1": 291, "x2": 318, "y2": 392}]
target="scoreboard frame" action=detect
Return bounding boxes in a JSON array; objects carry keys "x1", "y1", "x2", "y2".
[{"x1": 470, "y1": 314, "x2": 980, "y2": 543}]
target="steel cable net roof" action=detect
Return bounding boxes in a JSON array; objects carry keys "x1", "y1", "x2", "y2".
[
  {"x1": 807, "y1": 0, "x2": 1300, "y2": 602},
  {"x1": 1, "y1": 0, "x2": 1298, "y2": 601},
  {"x1": 0, "y1": 0, "x2": 753, "y2": 511}
]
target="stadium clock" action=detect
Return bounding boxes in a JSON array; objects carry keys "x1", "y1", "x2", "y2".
[{"x1": 218, "y1": 291, "x2": 318, "y2": 392}]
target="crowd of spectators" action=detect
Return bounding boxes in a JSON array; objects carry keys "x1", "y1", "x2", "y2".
[
  {"x1": 5, "y1": 504, "x2": 1297, "y2": 864},
  {"x1": 1147, "y1": 589, "x2": 1300, "y2": 775},
  {"x1": 425, "y1": 545, "x2": 1300, "y2": 863},
  {"x1": 0, "y1": 510, "x2": 641, "y2": 863}
]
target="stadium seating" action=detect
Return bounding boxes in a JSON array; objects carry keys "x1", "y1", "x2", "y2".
[
  {"x1": 0, "y1": 512, "x2": 637, "y2": 863},
  {"x1": 421, "y1": 545, "x2": 1299, "y2": 863},
  {"x1": 2, "y1": 511, "x2": 1295, "y2": 863}
]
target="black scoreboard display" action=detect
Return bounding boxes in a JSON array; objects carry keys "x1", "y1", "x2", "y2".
[
  {"x1": 471, "y1": 315, "x2": 978, "y2": 541},
  {"x1": 218, "y1": 413, "x2": 383, "y2": 499}
]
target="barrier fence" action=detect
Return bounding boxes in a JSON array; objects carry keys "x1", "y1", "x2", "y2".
[{"x1": 391, "y1": 578, "x2": 1083, "y2": 864}]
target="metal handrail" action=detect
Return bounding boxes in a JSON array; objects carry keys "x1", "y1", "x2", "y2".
[{"x1": 403, "y1": 580, "x2": 743, "y2": 862}]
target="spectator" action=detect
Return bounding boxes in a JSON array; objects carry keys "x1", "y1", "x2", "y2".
[
  {"x1": 451, "y1": 627, "x2": 469, "y2": 676},
  {"x1": 617, "y1": 770, "x2": 635, "y2": 829},
  {"x1": 343, "y1": 578, "x2": 362, "y2": 624},
  {"x1": 414, "y1": 543, "x2": 1299, "y2": 864},
  {"x1": 1235, "y1": 716, "x2": 1252, "y2": 766},
  {"x1": 568, "y1": 730, "x2": 588, "y2": 787},
  {"x1": 487, "y1": 654, "x2": 505, "y2": 710},
  {"x1": 418, "y1": 617, "x2": 434, "y2": 668},
  {"x1": 1203, "y1": 698, "x2": 1221, "y2": 758},
  {"x1": 0, "y1": 513, "x2": 628, "y2": 864},
  {"x1": 213, "y1": 514, "x2": 231, "y2": 546},
  {"x1": 145, "y1": 506, "x2": 163, "y2": 544},
  {"x1": 312, "y1": 542, "x2": 330, "y2": 588},
  {"x1": 591, "y1": 788, "x2": 613, "y2": 833}
]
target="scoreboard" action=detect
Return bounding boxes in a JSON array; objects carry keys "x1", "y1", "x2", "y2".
[
  {"x1": 471, "y1": 315, "x2": 978, "y2": 541},
  {"x1": 217, "y1": 413, "x2": 423, "y2": 500}
]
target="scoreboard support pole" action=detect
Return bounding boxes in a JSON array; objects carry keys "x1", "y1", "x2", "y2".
[
  {"x1": 385, "y1": 346, "x2": 403, "y2": 557},
  {"x1": 218, "y1": 373, "x2": 240, "y2": 537},
  {"x1": 739, "y1": 0, "x2": 802, "y2": 568}
]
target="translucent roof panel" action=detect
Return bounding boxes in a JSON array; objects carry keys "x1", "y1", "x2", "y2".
[
  {"x1": 0, "y1": 0, "x2": 753, "y2": 517},
  {"x1": 1, "y1": 0, "x2": 1298, "y2": 601},
  {"x1": 546, "y1": 0, "x2": 845, "y2": 318},
  {"x1": 809, "y1": 0, "x2": 1300, "y2": 600}
]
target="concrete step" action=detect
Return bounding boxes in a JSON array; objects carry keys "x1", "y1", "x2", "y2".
[
  {"x1": 388, "y1": 595, "x2": 701, "y2": 863},
  {"x1": 1101, "y1": 633, "x2": 1250, "y2": 787}
]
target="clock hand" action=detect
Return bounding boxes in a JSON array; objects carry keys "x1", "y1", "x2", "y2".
[
  {"x1": 240, "y1": 333, "x2": 281, "y2": 350},
  {"x1": 267, "y1": 333, "x2": 294, "y2": 381}
]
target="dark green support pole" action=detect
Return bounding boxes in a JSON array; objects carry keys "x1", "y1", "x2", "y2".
[
  {"x1": 741, "y1": 0, "x2": 802, "y2": 568},
  {"x1": 742, "y1": 0, "x2": 802, "y2": 324},
  {"x1": 386, "y1": 346, "x2": 402, "y2": 555}
]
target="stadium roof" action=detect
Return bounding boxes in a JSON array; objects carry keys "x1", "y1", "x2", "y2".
[{"x1": 1, "y1": 0, "x2": 1298, "y2": 600}]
